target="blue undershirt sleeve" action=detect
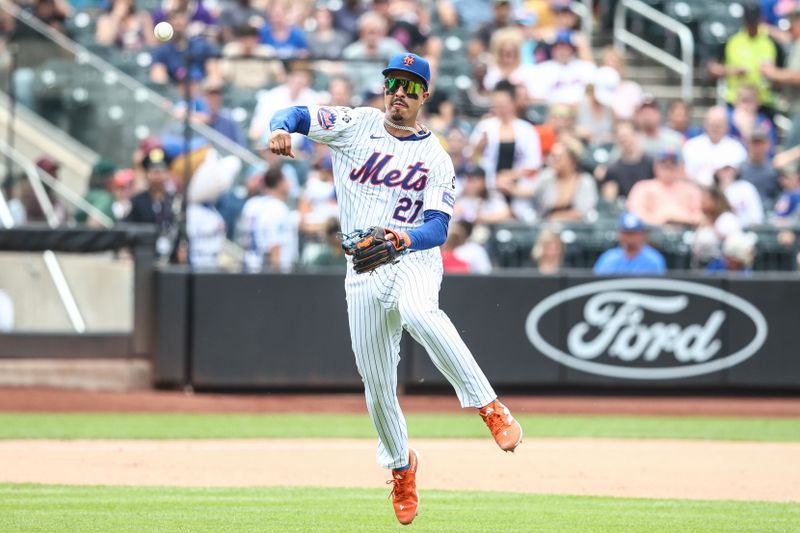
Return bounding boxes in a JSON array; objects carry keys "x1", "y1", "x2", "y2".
[
  {"x1": 406, "y1": 210, "x2": 450, "y2": 251},
  {"x1": 269, "y1": 106, "x2": 311, "y2": 135}
]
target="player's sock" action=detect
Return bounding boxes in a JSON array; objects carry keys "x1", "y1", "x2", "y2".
[{"x1": 393, "y1": 462, "x2": 410, "y2": 472}]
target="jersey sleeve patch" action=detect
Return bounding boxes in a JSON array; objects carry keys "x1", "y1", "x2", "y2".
[
  {"x1": 317, "y1": 107, "x2": 338, "y2": 130},
  {"x1": 442, "y1": 191, "x2": 455, "y2": 208}
]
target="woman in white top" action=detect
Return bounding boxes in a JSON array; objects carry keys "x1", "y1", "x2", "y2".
[
  {"x1": 531, "y1": 137, "x2": 597, "y2": 222},
  {"x1": 692, "y1": 186, "x2": 742, "y2": 265},
  {"x1": 469, "y1": 82, "x2": 542, "y2": 190}
]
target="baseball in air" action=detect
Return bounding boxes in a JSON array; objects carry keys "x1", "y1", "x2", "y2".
[{"x1": 154, "y1": 22, "x2": 174, "y2": 42}]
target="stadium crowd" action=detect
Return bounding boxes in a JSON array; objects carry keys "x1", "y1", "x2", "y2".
[{"x1": 2, "y1": 0, "x2": 800, "y2": 275}]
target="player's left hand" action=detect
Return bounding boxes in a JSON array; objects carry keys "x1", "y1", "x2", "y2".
[
  {"x1": 268, "y1": 129, "x2": 295, "y2": 159},
  {"x1": 340, "y1": 226, "x2": 411, "y2": 274}
]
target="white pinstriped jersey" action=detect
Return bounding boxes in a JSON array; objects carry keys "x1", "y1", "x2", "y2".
[{"x1": 304, "y1": 105, "x2": 456, "y2": 236}]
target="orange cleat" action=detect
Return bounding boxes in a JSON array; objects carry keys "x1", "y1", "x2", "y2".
[
  {"x1": 479, "y1": 399, "x2": 523, "y2": 452},
  {"x1": 387, "y1": 449, "x2": 420, "y2": 525}
]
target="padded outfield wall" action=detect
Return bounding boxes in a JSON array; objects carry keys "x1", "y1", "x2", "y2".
[{"x1": 155, "y1": 270, "x2": 800, "y2": 392}]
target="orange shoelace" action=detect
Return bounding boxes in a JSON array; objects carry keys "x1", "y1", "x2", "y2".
[
  {"x1": 387, "y1": 474, "x2": 412, "y2": 501},
  {"x1": 480, "y1": 406, "x2": 507, "y2": 434}
]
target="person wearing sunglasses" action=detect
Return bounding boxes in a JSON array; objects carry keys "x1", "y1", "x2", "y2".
[{"x1": 266, "y1": 53, "x2": 523, "y2": 526}]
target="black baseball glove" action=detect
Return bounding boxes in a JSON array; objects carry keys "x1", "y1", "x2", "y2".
[{"x1": 340, "y1": 226, "x2": 411, "y2": 274}]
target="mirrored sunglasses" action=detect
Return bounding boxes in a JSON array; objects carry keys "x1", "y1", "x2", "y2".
[{"x1": 384, "y1": 77, "x2": 424, "y2": 99}]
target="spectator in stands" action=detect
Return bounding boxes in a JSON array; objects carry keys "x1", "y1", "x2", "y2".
[
  {"x1": 0, "y1": 289, "x2": 13, "y2": 332},
  {"x1": 773, "y1": 163, "x2": 800, "y2": 223},
  {"x1": 538, "y1": 1, "x2": 592, "y2": 62},
  {"x1": 473, "y1": 0, "x2": 514, "y2": 52},
  {"x1": 451, "y1": 220, "x2": 493, "y2": 274},
  {"x1": 633, "y1": 95, "x2": 683, "y2": 157},
  {"x1": 440, "y1": 223, "x2": 472, "y2": 273},
  {"x1": 535, "y1": 103, "x2": 577, "y2": 158},
  {"x1": 374, "y1": 0, "x2": 433, "y2": 55},
  {"x1": 482, "y1": 27, "x2": 535, "y2": 91},
  {"x1": 301, "y1": 218, "x2": 347, "y2": 268},
  {"x1": 452, "y1": 166, "x2": 512, "y2": 224},
  {"x1": 307, "y1": 5, "x2": 351, "y2": 59},
  {"x1": 575, "y1": 77, "x2": 614, "y2": 148},
  {"x1": 186, "y1": 149, "x2": 239, "y2": 269},
  {"x1": 445, "y1": 127, "x2": 472, "y2": 181},
  {"x1": 150, "y1": 10, "x2": 220, "y2": 85},
  {"x1": 727, "y1": 85, "x2": 777, "y2": 155},
  {"x1": 593, "y1": 212, "x2": 666, "y2": 275},
  {"x1": 598, "y1": 47, "x2": 643, "y2": 121},
  {"x1": 325, "y1": 75, "x2": 354, "y2": 107},
  {"x1": 706, "y1": 232, "x2": 758, "y2": 273},
  {"x1": 601, "y1": 121, "x2": 654, "y2": 201},
  {"x1": 75, "y1": 159, "x2": 117, "y2": 226},
  {"x1": 692, "y1": 186, "x2": 742, "y2": 266},
  {"x1": 30, "y1": 0, "x2": 69, "y2": 33},
  {"x1": 239, "y1": 166, "x2": 297, "y2": 273},
  {"x1": 298, "y1": 150, "x2": 338, "y2": 238},
  {"x1": 627, "y1": 149, "x2": 702, "y2": 227},
  {"x1": 469, "y1": 81, "x2": 542, "y2": 190},
  {"x1": 342, "y1": 11, "x2": 404, "y2": 90},
  {"x1": 110, "y1": 168, "x2": 135, "y2": 220},
  {"x1": 713, "y1": 163, "x2": 765, "y2": 227},
  {"x1": 682, "y1": 106, "x2": 747, "y2": 188},
  {"x1": 708, "y1": 0, "x2": 784, "y2": 113},
  {"x1": 527, "y1": 31, "x2": 595, "y2": 106},
  {"x1": 248, "y1": 63, "x2": 321, "y2": 143},
  {"x1": 19, "y1": 157, "x2": 69, "y2": 225},
  {"x1": 220, "y1": 25, "x2": 285, "y2": 90},
  {"x1": 740, "y1": 127, "x2": 780, "y2": 201},
  {"x1": 666, "y1": 100, "x2": 703, "y2": 140},
  {"x1": 531, "y1": 228, "x2": 564, "y2": 275},
  {"x1": 200, "y1": 79, "x2": 246, "y2": 147},
  {"x1": 217, "y1": 0, "x2": 265, "y2": 43},
  {"x1": 125, "y1": 147, "x2": 178, "y2": 258},
  {"x1": 258, "y1": 0, "x2": 308, "y2": 59},
  {"x1": 531, "y1": 137, "x2": 597, "y2": 222},
  {"x1": 333, "y1": 0, "x2": 367, "y2": 40},
  {"x1": 96, "y1": 0, "x2": 156, "y2": 50},
  {"x1": 760, "y1": 4, "x2": 800, "y2": 148},
  {"x1": 152, "y1": 0, "x2": 215, "y2": 28}
]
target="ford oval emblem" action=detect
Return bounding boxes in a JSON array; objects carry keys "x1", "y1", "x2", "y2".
[{"x1": 525, "y1": 279, "x2": 768, "y2": 380}]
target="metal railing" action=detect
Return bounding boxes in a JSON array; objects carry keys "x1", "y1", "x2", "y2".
[
  {"x1": 613, "y1": 0, "x2": 695, "y2": 102},
  {"x1": 576, "y1": 0, "x2": 594, "y2": 48},
  {"x1": 0, "y1": 140, "x2": 108, "y2": 332}
]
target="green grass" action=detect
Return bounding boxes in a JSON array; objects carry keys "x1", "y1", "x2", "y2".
[
  {"x1": 0, "y1": 413, "x2": 798, "y2": 441},
  {"x1": 0, "y1": 484, "x2": 797, "y2": 533}
]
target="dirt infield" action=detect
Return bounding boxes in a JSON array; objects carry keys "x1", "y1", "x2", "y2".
[
  {"x1": 1, "y1": 438, "x2": 798, "y2": 502},
  {"x1": 2, "y1": 387, "x2": 800, "y2": 417}
]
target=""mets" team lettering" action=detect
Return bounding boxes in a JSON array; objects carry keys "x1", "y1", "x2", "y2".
[{"x1": 349, "y1": 152, "x2": 429, "y2": 191}]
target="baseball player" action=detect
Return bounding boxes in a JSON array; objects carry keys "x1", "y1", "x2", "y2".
[{"x1": 268, "y1": 53, "x2": 522, "y2": 525}]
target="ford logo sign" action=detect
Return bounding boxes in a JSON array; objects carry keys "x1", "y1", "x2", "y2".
[{"x1": 525, "y1": 279, "x2": 768, "y2": 380}]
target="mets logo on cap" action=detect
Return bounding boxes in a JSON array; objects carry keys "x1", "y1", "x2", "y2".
[
  {"x1": 317, "y1": 107, "x2": 337, "y2": 130},
  {"x1": 403, "y1": 55, "x2": 414, "y2": 66}
]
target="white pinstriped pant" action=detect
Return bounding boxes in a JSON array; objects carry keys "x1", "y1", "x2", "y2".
[{"x1": 345, "y1": 250, "x2": 497, "y2": 469}]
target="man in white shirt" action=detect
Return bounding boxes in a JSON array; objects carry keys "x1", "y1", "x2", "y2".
[
  {"x1": 527, "y1": 31, "x2": 596, "y2": 106},
  {"x1": 248, "y1": 66, "x2": 322, "y2": 143},
  {"x1": 239, "y1": 166, "x2": 298, "y2": 272},
  {"x1": 682, "y1": 106, "x2": 747, "y2": 187}
]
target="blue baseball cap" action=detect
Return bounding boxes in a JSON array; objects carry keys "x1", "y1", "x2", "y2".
[
  {"x1": 382, "y1": 53, "x2": 431, "y2": 89},
  {"x1": 655, "y1": 147, "x2": 682, "y2": 163},
  {"x1": 553, "y1": 30, "x2": 576, "y2": 48},
  {"x1": 618, "y1": 212, "x2": 646, "y2": 232}
]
